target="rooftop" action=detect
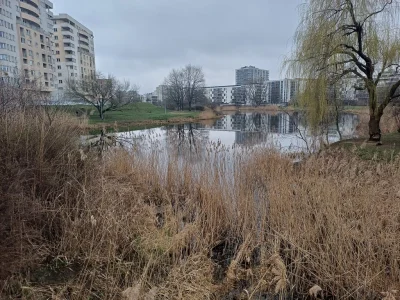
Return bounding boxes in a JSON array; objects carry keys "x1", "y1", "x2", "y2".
[{"x1": 53, "y1": 13, "x2": 94, "y2": 37}]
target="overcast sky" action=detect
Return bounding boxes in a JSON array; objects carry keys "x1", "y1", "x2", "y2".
[{"x1": 52, "y1": 0, "x2": 304, "y2": 93}]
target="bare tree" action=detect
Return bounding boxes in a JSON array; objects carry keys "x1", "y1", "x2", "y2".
[
  {"x1": 245, "y1": 77, "x2": 266, "y2": 106},
  {"x1": 164, "y1": 65, "x2": 206, "y2": 111},
  {"x1": 0, "y1": 74, "x2": 48, "y2": 114},
  {"x1": 183, "y1": 65, "x2": 206, "y2": 111},
  {"x1": 164, "y1": 69, "x2": 185, "y2": 111},
  {"x1": 67, "y1": 72, "x2": 138, "y2": 120}
]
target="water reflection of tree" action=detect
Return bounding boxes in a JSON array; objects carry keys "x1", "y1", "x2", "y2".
[{"x1": 165, "y1": 123, "x2": 208, "y2": 158}]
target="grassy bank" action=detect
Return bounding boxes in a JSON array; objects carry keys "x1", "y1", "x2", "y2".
[
  {"x1": 58, "y1": 102, "x2": 218, "y2": 128},
  {"x1": 333, "y1": 132, "x2": 400, "y2": 161},
  {"x1": 1, "y1": 108, "x2": 400, "y2": 299},
  {"x1": 333, "y1": 105, "x2": 400, "y2": 160}
]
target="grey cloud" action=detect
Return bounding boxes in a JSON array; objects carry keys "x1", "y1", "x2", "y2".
[{"x1": 52, "y1": 0, "x2": 303, "y2": 93}]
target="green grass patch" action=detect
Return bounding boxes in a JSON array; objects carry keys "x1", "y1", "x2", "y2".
[
  {"x1": 51, "y1": 102, "x2": 200, "y2": 124},
  {"x1": 332, "y1": 132, "x2": 400, "y2": 161}
]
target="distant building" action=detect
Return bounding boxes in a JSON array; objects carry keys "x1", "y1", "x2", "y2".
[
  {"x1": 266, "y1": 79, "x2": 299, "y2": 104},
  {"x1": 204, "y1": 79, "x2": 299, "y2": 105},
  {"x1": 53, "y1": 14, "x2": 95, "y2": 92},
  {"x1": 235, "y1": 66, "x2": 269, "y2": 85},
  {"x1": 339, "y1": 70, "x2": 400, "y2": 105},
  {"x1": 204, "y1": 85, "x2": 246, "y2": 104},
  {"x1": 155, "y1": 84, "x2": 168, "y2": 103}
]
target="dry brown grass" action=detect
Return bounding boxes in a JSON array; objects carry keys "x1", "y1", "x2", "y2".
[{"x1": 1, "y1": 108, "x2": 400, "y2": 299}]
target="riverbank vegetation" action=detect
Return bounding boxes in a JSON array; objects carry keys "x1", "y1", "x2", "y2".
[
  {"x1": 286, "y1": 0, "x2": 400, "y2": 142},
  {"x1": 1, "y1": 106, "x2": 400, "y2": 299},
  {"x1": 56, "y1": 102, "x2": 219, "y2": 129}
]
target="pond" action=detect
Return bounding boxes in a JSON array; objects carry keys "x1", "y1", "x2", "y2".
[{"x1": 101, "y1": 111, "x2": 360, "y2": 154}]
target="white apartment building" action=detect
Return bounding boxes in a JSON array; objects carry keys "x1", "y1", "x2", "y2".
[
  {"x1": 0, "y1": 0, "x2": 20, "y2": 80},
  {"x1": 204, "y1": 79, "x2": 299, "y2": 105},
  {"x1": 204, "y1": 85, "x2": 246, "y2": 104},
  {"x1": 52, "y1": 14, "x2": 95, "y2": 93}
]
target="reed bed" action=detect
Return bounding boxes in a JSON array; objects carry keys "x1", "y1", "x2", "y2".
[{"x1": 1, "y1": 108, "x2": 400, "y2": 299}]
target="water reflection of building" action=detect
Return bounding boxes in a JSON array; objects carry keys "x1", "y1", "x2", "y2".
[
  {"x1": 213, "y1": 113, "x2": 294, "y2": 134},
  {"x1": 235, "y1": 131, "x2": 269, "y2": 146}
]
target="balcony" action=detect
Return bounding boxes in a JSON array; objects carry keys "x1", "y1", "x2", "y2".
[
  {"x1": 20, "y1": 1, "x2": 40, "y2": 16},
  {"x1": 78, "y1": 46, "x2": 89, "y2": 54},
  {"x1": 79, "y1": 33, "x2": 89, "y2": 41},
  {"x1": 24, "y1": 0, "x2": 40, "y2": 8},
  {"x1": 61, "y1": 26, "x2": 73, "y2": 33},
  {"x1": 21, "y1": 12, "x2": 40, "y2": 27},
  {"x1": 44, "y1": 0, "x2": 53, "y2": 9},
  {"x1": 79, "y1": 42, "x2": 90, "y2": 52},
  {"x1": 63, "y1": 35, "x2": 74, "y2": 41},
  {"x1": 79, "y1": 39, "x2": 89, "y2": 46}
]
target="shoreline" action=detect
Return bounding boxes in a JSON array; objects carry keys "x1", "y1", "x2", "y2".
[{"x1": 84, "y1": 111, "x2": 222, "y2": 131}]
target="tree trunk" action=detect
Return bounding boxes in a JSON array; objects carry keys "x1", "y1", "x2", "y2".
[
  {"x1": 368, "y1": 115, "x2": 381, "y2": 142},
  {"x1": 367, "y1": 84, "x2": 381, "y2": 142}
]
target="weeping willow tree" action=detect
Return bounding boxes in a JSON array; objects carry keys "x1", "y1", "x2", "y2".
[{"x1": 286, "y1": 0, "x2": 400, "y2": 141}]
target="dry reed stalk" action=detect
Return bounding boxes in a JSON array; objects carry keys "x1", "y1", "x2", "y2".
[{"x1": 2, "y1": 108, "x2": 400, "y2": 299}]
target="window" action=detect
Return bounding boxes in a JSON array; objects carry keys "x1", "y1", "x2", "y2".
[
  {"x1": 56, "y1": 58, "x2": 60, "y2": 62},
  {"x1": 55, "y1": 43, "x2": 59, "y2": 47},
  {"x1": 57, "y1": 66, "x2": 61, "y2": 69},
  {"x1": 53, "y1": 28, "x2": 57, "y2": 32},
  {"x1": 54, "y1": 36, "x2": 58, "y2": 40},
  {"x1": 56, "y1": 51, "x2": 60, "y2": 54},
  {"x1": 59, "y1": 80, "x2": 63, "y2": 84},
  {"x1": 58, "y1": 73, "x2": 62, "y2": 76},
  {"x1": 21, "y1": 37, "x2": 25, "y2": 43}
]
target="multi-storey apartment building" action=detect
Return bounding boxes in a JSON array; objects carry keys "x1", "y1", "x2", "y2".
[
  {"x1": 0, "y1": 0, "x2": 19, "y2": 80},
  {"x1": 16, "y1": 0, "x2": 55, "y2": 92},
  {"x1": 52, "y1": 14, "x2": 95, "y2": 92},
  {"x1": 266, "y1": 79, "x2": 299, "y2": 104},
  {"x1": 235, "y1": 66, "x2": 269, "y2": 85},
  {"x1": 204, "y1": 85, "x2": 247, "y2": 104},
  {"x1": 204, "y1": 79, "x2": 299, "y2": 105}
]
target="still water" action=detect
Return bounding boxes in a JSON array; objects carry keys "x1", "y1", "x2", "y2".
[{"x1": 111, "y1": 111, "x2": 360, "y2": 154}]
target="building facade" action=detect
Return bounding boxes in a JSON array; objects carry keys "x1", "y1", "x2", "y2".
[
  {"x1": 204, "y1": 85, "x2": 247, "y2": 104},
  {"x1": 16, "y1": 0, "x2": 55, "y2": 92},
  {"x1": 204, "y1": 79, "x2": 299, "y2": 105},
  {"x1": 53, "y1": 14, "x2": 95, "y2": 93},
  {"x1": 0, "y1": 0, "x2": 19, "y2": 81},
  {"x1": 266, "y1": 79, "x2": 299, "y2": 104},
  {"x1": 235, "y1": 66, "x2": 269, "y2": 85}
]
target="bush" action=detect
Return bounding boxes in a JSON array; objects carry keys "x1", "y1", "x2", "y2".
[{"x1": 0, "y1": 107, "x2": 89, "y2": 284}]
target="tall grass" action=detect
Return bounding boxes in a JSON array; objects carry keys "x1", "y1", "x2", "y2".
[{"x1": 1, "y1": 108, "x2": 400, "y2": 299}]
